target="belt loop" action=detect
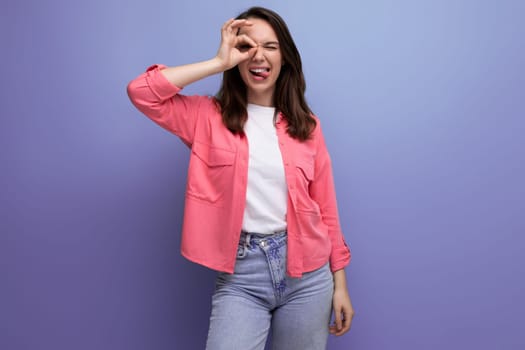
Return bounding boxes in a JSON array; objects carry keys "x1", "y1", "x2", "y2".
[
  {"x1": 237, "y1": 231, "x2": 251, "y2": 258},
  {"x1": 244, "y1": 232, "x2": 252, "y2": 251}
]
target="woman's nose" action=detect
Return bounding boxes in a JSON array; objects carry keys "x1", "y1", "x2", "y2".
[{"x1": 252, "y1": 45, "x2": 264, "y2": 60}]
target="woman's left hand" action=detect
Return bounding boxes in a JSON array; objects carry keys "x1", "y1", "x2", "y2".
[{"x1": 330, "y1": 270, "x2": 354, "y2": 336}]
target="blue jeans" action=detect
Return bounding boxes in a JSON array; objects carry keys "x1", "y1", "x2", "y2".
[{"x1": 205, "y1": 231, "x2": 334, "y2": 350}]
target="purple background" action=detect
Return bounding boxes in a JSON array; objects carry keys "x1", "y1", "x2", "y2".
[{"x1": 2, "y1": 0, "x2": 524, "y2": 349}]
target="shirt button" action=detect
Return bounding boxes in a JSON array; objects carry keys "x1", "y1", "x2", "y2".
[{"x1": 260, "y1": 241, "x2": 266, "y2": 247}]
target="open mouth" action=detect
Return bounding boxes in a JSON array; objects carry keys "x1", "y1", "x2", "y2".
[{"x1": 249, "y1": 68, "x2": 270, "y2": 79}]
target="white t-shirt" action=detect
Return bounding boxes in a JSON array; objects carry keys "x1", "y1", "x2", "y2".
[{"x1": 241, "y1": 104, "x2": 288, "y2": 234}]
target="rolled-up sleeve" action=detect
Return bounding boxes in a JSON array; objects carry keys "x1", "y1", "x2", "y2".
[{"x1": 127, "y1": 64, "x2": 207, "y2": 146}]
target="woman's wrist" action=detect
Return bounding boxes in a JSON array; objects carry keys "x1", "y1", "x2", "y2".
[
  {"x1": 332, "y1": 268, "x2": 348, "y2": 291},
  {"x1": 209, "y1": 56, "x2": 229, "y2": 74}
]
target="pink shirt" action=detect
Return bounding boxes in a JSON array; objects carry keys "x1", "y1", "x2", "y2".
[{"x1": 127, "y1": 64, "x2": 351, "y2": 277}]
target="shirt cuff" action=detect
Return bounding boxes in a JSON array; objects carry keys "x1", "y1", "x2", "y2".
[
  {"x1": 145, "y1": 64, "x2": 182, "y2": 100},
  {"x1": 330, "y1": 243, "x2": 351, "y2": 272}
]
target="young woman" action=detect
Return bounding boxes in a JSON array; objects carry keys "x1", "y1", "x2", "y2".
[{"x1": 127, "y1": 6, "x2": 354, "y2": 349}]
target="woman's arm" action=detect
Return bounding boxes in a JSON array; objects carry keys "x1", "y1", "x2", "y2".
[
  {"x1": 308, "y1": 120, "x2": 351, "y2": 271},
  {"x1": 330, "y1": 268, "x2": 354, "y2": 336},
  {"x1": 127, "y1": 19, "x2": 257, "y2": 144},
  {"x1": 307, "y1": 121, "x2": 354, "y2": 335},
  {"x1": 160, "y1": 18, "x2": 257, "y2": 87}
]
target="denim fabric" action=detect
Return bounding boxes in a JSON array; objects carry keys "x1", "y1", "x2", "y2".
[{"x1": 205, "y1": 231, "x2": 334, "y2": 350}]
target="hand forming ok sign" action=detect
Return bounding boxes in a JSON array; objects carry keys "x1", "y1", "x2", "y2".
[{"x1": 215, "y1": 19, "x2": 258, "y2": 70}]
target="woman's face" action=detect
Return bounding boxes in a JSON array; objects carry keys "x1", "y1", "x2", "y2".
[{"x1": 237, "y1": 18, "x2": 283, "y2": 106}]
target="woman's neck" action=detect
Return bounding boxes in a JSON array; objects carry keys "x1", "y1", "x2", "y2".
[{"x1": 247, "y1": 90, "x2": 275, "y2": 107}]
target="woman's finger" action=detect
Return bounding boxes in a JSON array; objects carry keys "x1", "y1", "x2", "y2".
[
  {"x1": 222, "y1": 18, "x2": 251, "y2": 34},
  {"x1": 221, "y1": 18, "x2": 235, "y2": 32},
  {"x1": 345, "y1": 306, "x2": 355, "y2": 330},
  {"x1": 235, "y1": 34, "x2": 257, "y2": 49},
  {"x1": 334, "y1": 309, "x2": 343, "y2": 333},
  {"x1": 229, "y1": 19, "x2": 253, "y2": 30},
  {"x1": 342, "y1": 314, "x2": 351, "y2": 332}
]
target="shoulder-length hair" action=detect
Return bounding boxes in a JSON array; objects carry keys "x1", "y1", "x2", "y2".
[{"x1": 215, "y1": 6, "x2": 316, "y2": 141}]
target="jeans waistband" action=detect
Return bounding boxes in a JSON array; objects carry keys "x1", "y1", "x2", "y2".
[{"x1": 239, "y1": 230, "x2": 287, "y2": 252}]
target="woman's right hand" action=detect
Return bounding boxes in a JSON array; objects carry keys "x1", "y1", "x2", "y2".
[{"x1": 215, "y1": 19, "x2": 258, "y2": 71}]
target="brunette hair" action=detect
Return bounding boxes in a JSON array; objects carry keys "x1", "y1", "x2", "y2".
[{"x1": 215, "y1": 6, "x2": 316, "y2": 141}]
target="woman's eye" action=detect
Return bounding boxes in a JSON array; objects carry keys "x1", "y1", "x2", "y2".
[
  {"x1": 265, "y1": 46, "x2": 278, "y2": 50},
  {"x1": 237, "y1": 44, "x2": 252, "y2": 52}
]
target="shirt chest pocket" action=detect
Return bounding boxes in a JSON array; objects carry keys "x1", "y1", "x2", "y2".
[
  {"x1": 187, "y1": 142, "x2": 236, "y2": 204},
  {"x1": 295, "y1": 158, "x2": 320, "y2": 215}
]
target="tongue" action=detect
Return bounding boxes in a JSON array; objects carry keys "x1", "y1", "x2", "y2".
[{"x1": 254, "y1": 70, "x2": 270, "y2": 78}]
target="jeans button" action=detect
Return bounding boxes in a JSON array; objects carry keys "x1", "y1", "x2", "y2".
[{"x1": 260, "y1": 240, "x2": 266, "y2": 247}]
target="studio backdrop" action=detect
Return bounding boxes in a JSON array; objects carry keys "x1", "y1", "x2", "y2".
[{"x1": 2, "y1": 0, "x2": 524, "y2": 349}]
